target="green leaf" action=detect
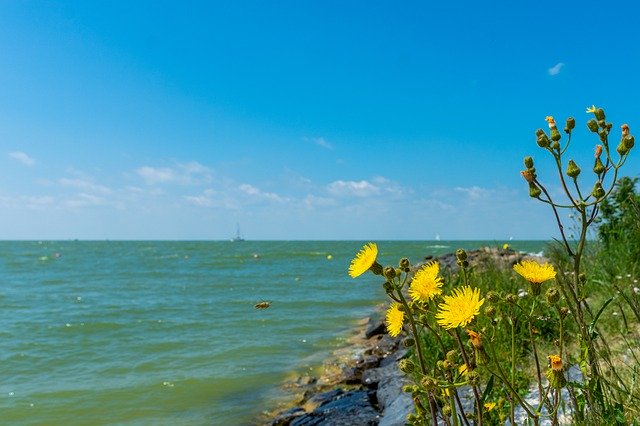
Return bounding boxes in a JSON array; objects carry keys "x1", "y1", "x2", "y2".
[
  {"x1": 480, "y1": 374, "x2": 494, "y2": 405},
  {"x1": 588, "y1": 297, "x2": 613, "y2": 339}
]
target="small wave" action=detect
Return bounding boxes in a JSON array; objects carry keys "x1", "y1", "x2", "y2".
[
  {"x1": 526, "y1": 251, "x2": 546, "y2": 257},
  {"x1": 426, "y1": 245, "x2": 451, "y2": 249}
]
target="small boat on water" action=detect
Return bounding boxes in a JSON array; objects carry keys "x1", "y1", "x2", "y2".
[{"x1": 231, "y1": 224, "x2": 245, "y2": 242}]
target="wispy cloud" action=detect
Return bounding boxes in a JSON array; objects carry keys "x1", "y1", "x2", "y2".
[
  {"x1": 136, "y1": 162, "x2": 212, "y2": 185},
  {"x1": 59, "y1": 177, "x2": 112, "y2": 195},
  {"x1": 327, "y1": 179, "x2": 380, "y2": 198},
  {"x1": 454, "y1": 186, "x2": 490, "y2": 201},
  {"x1": 239, "y1": 183, "x2": 286, "y2": 202},
  {"x1": 9, "y1": 151, "x2": 36, "y2": 166},
  {"x1": 548, "y1": 62, "x2": 565, "y2": 76},
  {"x1": 305, "y1": 137, "x2": 333, "y2": 150}
]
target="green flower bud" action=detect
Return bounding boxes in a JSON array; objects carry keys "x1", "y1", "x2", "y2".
[
  {"x1": 530, "y1": 282, "x2": 542, "y2": 297},
  {"x1": 599, "y1": 130, "x2": 608, "y2": 143},
  {"x1": 486, "y1": 291, "x2": 500, "y2": 303},
  {"x1": 446, "y1": 350, "x2": 458, "y2": 363},
  {"x1": 559, "y1": 307, "x2": 569, "y2": 319},
  {"x1": 384, "y1": 267, "x2": 396, "y2": 280},
  {"x1": 383, "y1": 281, "x2": 394, "y2": 294},
  {"x1": 399, "y1": 257, "x2": 410, "y2": 270},
  {"x1": 566, "y1": 160, "x2": 581, "y2": 179},
  {"x1": 551, "y1": 127, "x2": 562, "y2": 142},
  {"x1": 529, "y1": 182, "x2": 542, "y2": 198},
  {"x1": 594, "y1": 108, "x2": 605, "y2": 121},
  {"x1": 420, "y1": 377, "x2": 437, "y2": 391},
  {"x1": 485, "y1": 305, "x2": 496, "y2": 319},
  {"x1": 546, "y1": 287, "x2": 561, "y2": 305},
  {"x1": 535, "y1": 128, "x2": 546, "y2": 137},
  {"x1": 455, "y1": 249, "x2": 467, "y2": 261},
  {"x1": 442, "y1": 405, "x2": 452, "y2": 416},
  {"x1": 537, "y1": 134, "x2": 550, "y2": 148},
  {"x1": 624, "y1": 135, "x2": 635, "y2": 150},
  {"x1": 617, "y1": 142, "x2": 629, "y2": 156},
  {"x1": 443, "y1": 359, "x2": 454, "y2": 370},
  {"x1": 587, "y1": 119, "x2": 599, "y2": 133},
  {"x1": 398, "y1": 359, "x2": 416, "y2": 374},
  {"x1": 505, "y1": 293, "x2": 518, "y2": 304},
  {"x1": 467, "y1": 370, "x2": 481, "y2": 386},
  {"x1": 597, "y1": 119, "x2": 607, "y2": 129},
  {"x1": 403, "y1": 338, "x2": 416, "y2": 348},
  {"x1": 436, "y1": 360, "x2": 445, "y2": 370},
  {"x1": 551, "y1": 141, "x2": 560, "y2": 151},
  {"x1": 566, "y1": 117, "x2": 576, "y2": 130},
  {"x1": 592, "y1": 182, "x2": 605, "y2": 199},
  {"x1": 593, "y1": 157, "x2": 605, "y2": 175},
  {"x1": 524, "y1": 156, "x2": 534, "y2": 169}
]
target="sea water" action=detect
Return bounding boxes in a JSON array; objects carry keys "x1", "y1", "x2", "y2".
[{"x1": 0, "y1": 240, "x2": 548, "y2": 425}]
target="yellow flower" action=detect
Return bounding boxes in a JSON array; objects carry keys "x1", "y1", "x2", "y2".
[
  {"x1": 513, "y1": 260, "x2": 557, "y2": 284},
  {"x1": 503, "y1": 243, "x2": 509, "y2": 250},
  {"x1": 484, "y1": 402, "x2": 497, "y2": 411},
  {"x1": 348, "y1": 243, "x2": 379, "y2": 278},
  {"x1": 586, "y1": 105, "x2": 597, "y2": 113},
  {"x1": 408, "y1": 261, "x2": 443, "y2": 302},
  {"x1": 385, "y1": 302, "x2": 404, "y2": 337},
  {"x1": 436, "y1": 286, "x2": 485, "y2": 329},
  {"x1": 548, "y1": 354, "x2": 563, "y2": 371},
  {"x1": 458, "y1": 364, "x2": 468, "y2": 376}
]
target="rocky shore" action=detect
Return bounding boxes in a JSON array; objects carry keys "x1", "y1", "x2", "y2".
[{"x1": 260, "y1": 246, "x2": 542, "y2": 426}]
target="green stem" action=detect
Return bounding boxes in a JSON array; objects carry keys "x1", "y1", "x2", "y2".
[{"x1": 395, "y1": 289, "x2": 428, "y2": 375}]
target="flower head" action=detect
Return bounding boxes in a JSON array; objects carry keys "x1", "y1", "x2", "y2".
[
  {"x1": 409, "y1": 261, "x2": 443, "y2": 302},
  {"x1": 586, "y1": 105, "x2": 597, "y2": 114},
  {"x1": 594, "y1": 144, "x2": 603, "y2": 158},
  {"x1": 622, "y1": 123, "x2": 630, "y2": 137},
  {"x1": 513, "y1": 260, "x2": 556, "y2": 284},
  {"x1": 348, "y1": 243, "x2": 380, "y2": 278},
  {"x1": 484, "y1": 402, "x2": 497, "y2": 412},
  {"x1": 466, "y1": 329, "x2": 483, "y2": 349},
  {"x1": 545, "y1": 116, "x2": 556, "y2": 128},
  {"x1": 386, "y1": 302, "x2": 404, "y2": 337},
  {"x1": 549, "y1": 354, "x2": 563, "y2": 371},
  {"x1": 436, "y1": 286, "x2": 485, "y2": 329}
]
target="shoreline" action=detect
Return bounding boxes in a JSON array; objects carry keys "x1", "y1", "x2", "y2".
[{"x1": 259, "y1": 246, "x2": 539, "y2": 425}]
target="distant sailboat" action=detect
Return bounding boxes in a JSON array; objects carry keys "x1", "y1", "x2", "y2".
[
  {"x1": 435, "y1": 233, "x2": 441, "y2": 241},
  {"x1": 231, "y1": 224, "x2": 245, "y2": 242}
]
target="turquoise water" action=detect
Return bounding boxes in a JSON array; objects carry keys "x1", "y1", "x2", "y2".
[{"x1": 0, "y1": 240, "x2": 548, "y2": 425}]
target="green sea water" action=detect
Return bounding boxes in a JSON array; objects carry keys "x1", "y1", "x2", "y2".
[{"x1": 0, "y1": 240, "x2": 549, "y2": 425}]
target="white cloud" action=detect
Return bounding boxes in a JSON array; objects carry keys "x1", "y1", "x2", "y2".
[
  {"x1": 59, "y1": 177, "x2": 112, "y2": 195},
  {"x1": 548, "y1": 62, "x2": 565, "y2": 76},
  {"x1": 239, "y1": 184, "x2": 285, "y2": 202},
  {"x1": 314, "y1": 137, "x2": 332, "y2": 150},
  {"x1": 65, "y1": 193, "x2": 107, "y2": 208},
  {"x1": 454, "y1": 186, "x2": 490, "y2": 201},
  {"x1": 327, "y1": 180, "x2": 380, "y2": 197},
  {"x1": 9, "y1": 151, "x2": 36, "y2": 166},
  {"x1": 136, "y1": 162, "x2": 212, "y2": 185}
]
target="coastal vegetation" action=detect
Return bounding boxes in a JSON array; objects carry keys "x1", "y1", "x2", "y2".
[{"x1": 350, "y1": 106, "x2": 639, "y2": 425}]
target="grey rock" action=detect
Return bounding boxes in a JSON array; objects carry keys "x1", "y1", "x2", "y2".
[{"x1": 291, "y1": 390, "x2": 380, "y2": 426}]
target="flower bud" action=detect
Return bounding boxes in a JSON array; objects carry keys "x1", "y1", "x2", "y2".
[
  {"x1": 398, "y1": 359, "x2": 416, "y2": 374},
  {"x1": 486, "y1": 291, "x2": 500, "y2": 303},
  {"x1": 455, "y1": 249, "x2": 467, "y2": 261},
  {"x1": 399, "y1": 258, "x2": 410, "y2": 270},
  {"x1": 403, "y1": 338, "x2": 416, "y2": 348},
  {"x1": 587, "y1": 119, "x2": 599, "y2": 133},
  {"x1": 537, "y1": 134, "x2": 550, "y2": 148},
  {"x1": 624, "y1": 135, "x2": 635, "y2": 150},
  {"x1": 598, "y1": 129, "x2": 607, "y2": 143},
  {"x1": 594, "y1": 108, "x2": 605, "y2": 121},
  {"x1": 597, "y1": 119, "x2": 607, "y2": 129},
  {"x1": 566, "y1": 160, "x2": 581, "y2": 179},
  {"x1": 436, "y1": 360, "x2": 445, "y2": 370},
  {"x1": 592, "y1": 182, "x2": 605, "y2": 199},
  {"x1": 595, "y1": 144, "x2": 603, "y2": 158},
  {"x1": 505, "y1": 293, "x2": 518, "y2": 304},
  {"x1": 551, "y1": 127, "x2": 561, "y2": 142},
  {"x1": 383, "y1": 281, "x2": 394, "y2": 293},
  {"x1": 593, "y1": 157, "x2": 605, "y2": 175},
  {"x1": 535, "y1": 128, "x2": 546, "y2": 137},
  {"x1": 446, "y1": 350, "x2": 458, "y2": 363},
  {"x1": 546, "y1": 287, "x2": 561, "y2": 305},
  {"x1": 566, "y1": 117, "x2": 576, "y2": 131},
  {"x1": 617, "y1": 142, "x2": 630, "y2": 156},
  {"x1": 467, "y1": 370, "x2": 480, "y2": 386},
  {"x1": 485, "y1": 305, "x2": 496, "y2": 318},
  {"x1": 441, "y1": 405, "x2": 452, "y2": 416},
  {"x1": 420, "y1": 377, "x2": 438, "y2": 391},
  {"x1": 524, "y1": 156, "x2": 534, "y2": 169},
  {"x1": 559, "y1": 307, "x2": 569, "y2": 319},
  {"x1": 384, "y1": 267, "x2": 397, "y2": 280},
  {"x1": 521, "y1": 169, "x2": 536, "y2": 183},
  {"x1": 443, "y1": 360, "x2": 454, "y2": 370},
  {"x1": 529, "y1": 182, "x2": 542, "y2": 198}
]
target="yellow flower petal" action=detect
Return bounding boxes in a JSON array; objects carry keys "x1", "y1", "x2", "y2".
[
  {"x1": 436, "y1": 286, "x2": 484, "y2": 329},
  {"x1": 386, "y1": 302, "x2": 404, "y2": 337},
  {"x1": 513, "y1": 260, "x2": 556, "y2": 284},
  {"x1": 408, "y1": 261, "x2": 443, "y2": 302},
  {"x1": 348, "y1": 243, "x2": 378, "y2": 278}
]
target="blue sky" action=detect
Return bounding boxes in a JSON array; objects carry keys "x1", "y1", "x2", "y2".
[{"x1": 1, "y1": 1, "x2": 638, "y2": 240}]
